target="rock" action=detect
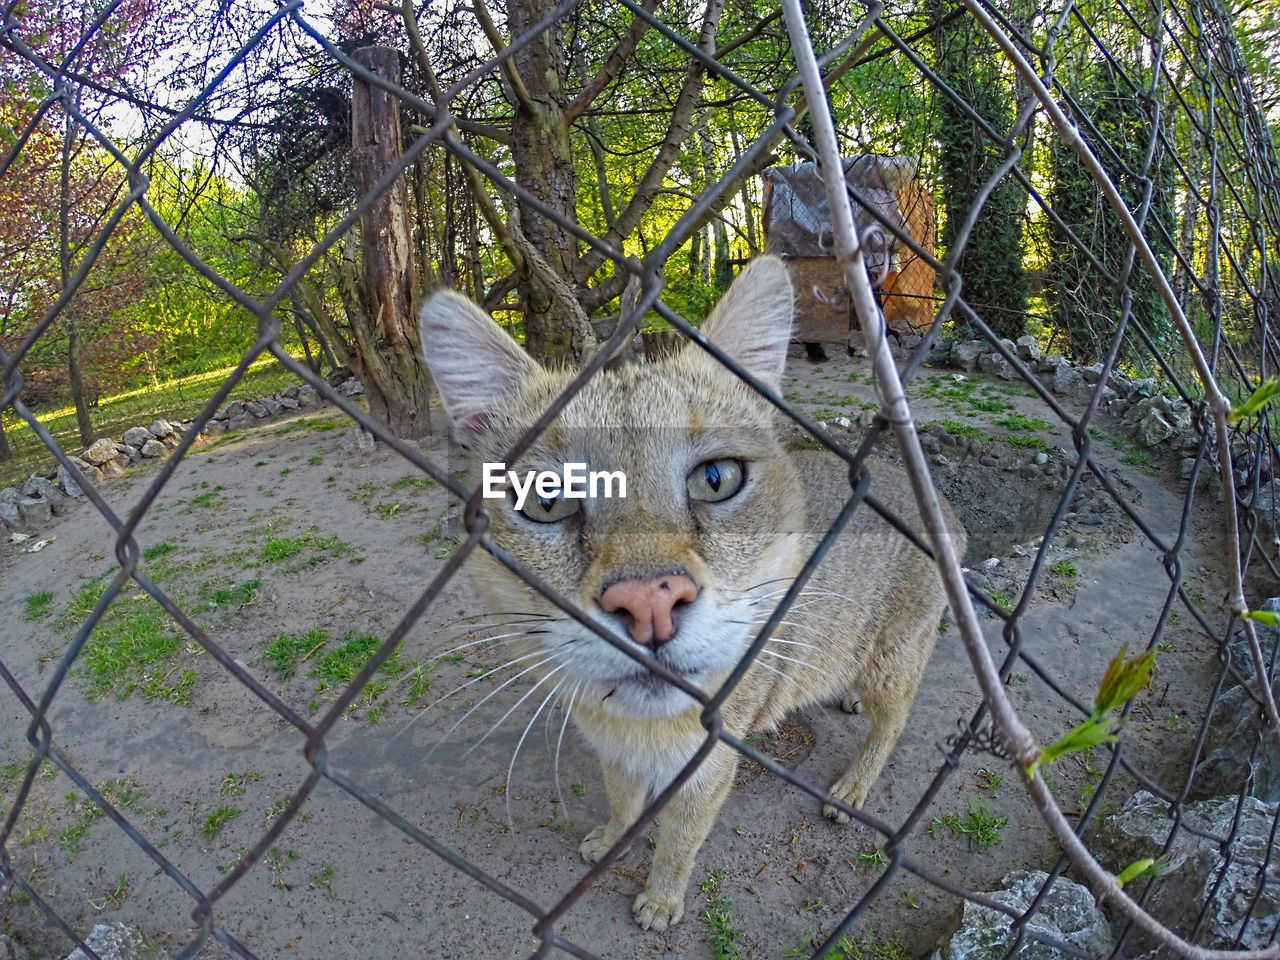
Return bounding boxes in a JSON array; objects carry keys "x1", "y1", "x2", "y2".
[
  {"x1": 100, "y1": 459, "x2": 126, "y2": 479},
  {"x1": 218, "y1": 400, "x2": 245, "y2": 420},
  {"x1": 979, "y1": 454, "x2": 1002, "y2": 468},
  {"x1": 57, "y1": 463, "x2": 86, "y2": 497},
  {"x1": 930, "y1": 339, "x2": 954, "y2": 364},
  {"x1": 82, "y1": 437, "x2": 119, "y2": 465},
  {"x1": 978, "y1": 352, "x2": 1018, "y2": 381},
  {"x1": 1019, "y1": 463, "x2": 1041, "y2": 479},
  {"x1": 281, "y1": 384, "x2": 302, "y2": 399},
  {"x1": 148, "y1": 417, "x2": 173, "y2": 438},
  {"x1": 0, "y1": 499, "x2": 19, "y2": 528},
  {"x1": 139, "y1": 439, "x2": 166, "y2": 458},
  {"x1": 340, "y1": 377, "x2": 363, "y2": 396},
  {"x1": 279, "y1": 395, "x2": 299, "y2": 411},
  {"x1": 1033, "y1": 452, "x2": 1049, "y2": 465},
  {"x1": 1096, "y1": 790, "x2": 1280, "y2": 948},
  {"x1": 122, "y1": 426, "x2": 152, "y2": 447},
  {"x1": 228, "y1": 413, "x2": 256, "y2": 431},
  {"x1": 159, "y1": 433, "x2": 180, "y2": 450},
  {"x1": 18, "y1": 496, "x2": 51, "y2": 524},
  {"x1": 1138, "y1": 410, "x2": 1176, "y2": 447},
  {"x1": 244, "y1": 399, "x2": 268, "y2": 419},
  {"x1": 2, "y1": 931, "x2": 31, "y2": 960},
  {"x1": 63, "y1": 921, "x2": 149, "y2": 960},
  {"x1": 1193, "y1": 683, "x2": 1280, "y2": 802},
  {"x1": 951, "y1": 340, "x2": 986, "y2": 372},
  {"x1": 1181, "y1": 457, "x2": 1199, "y2": 480},
  {"x1": 1130, "y1": 377, "x2": 1158, "y2": 397},
  {"x1": 341, "y1": 427, "x2": 377, "y2": 458},
  {"x1": 114, "y1": 443, "x2": 139, "y2": 463},
  {"x1": 203, "y1": 418, "x2": 228, "y2": 436},
  {"x1": 834, "y1": 416, "x2": 852, "y2": 430},
  {"x1": 0, "y1": 486, "x2": 19, "y2": 507},
  {"x1": 297, "y1": 384, "x2": 320, "y2": 407},
  {"x1": 22, "y1": 475, "x2": 68, "y2": 514},
  {"x1": 1038, "y1": 354, "x2": 1068, "y2": 374},
  {"x1": 1082, "y1": 362, "x2": 1105, "y2": 384},
  {"x1": 261, "y1": 395, "x2": 284, "y2": 416},
  {"x1": 930, "y1": 870, "x2": 1112, "y2": 960},
  {"x1": 1015, "y1": 335, "x2": 1042, "y2": 362},
  {"x1": 1051, "y1": 363, "x2": 1083, "y2": 396}
]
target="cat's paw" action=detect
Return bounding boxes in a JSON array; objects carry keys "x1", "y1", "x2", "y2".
[
  {"x1": 823, "y1": 780, "x2": 867, "y2": 823},
  {"x1": 579, "y1": 823, "x2": 628, "y2": 864},
  {"x1": 840, "y1": 695, "x2": 862, "y2": 714},
  {"x1": 633, "y1": 889, "x2": 684, "y2": 931}
]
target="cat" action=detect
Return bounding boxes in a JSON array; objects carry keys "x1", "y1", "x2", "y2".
[{"x1": 418, "y1": 255, "x2": 966, "y2": 931}]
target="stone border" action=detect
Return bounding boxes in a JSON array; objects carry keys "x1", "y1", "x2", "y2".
[{"x1": 0, "y1": 381, "x2": 348, "y2": 536}]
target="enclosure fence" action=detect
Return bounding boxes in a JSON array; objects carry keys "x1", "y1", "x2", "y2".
[{"x1": 3, "y1": 0, "x2": 1280, "y2": 957}]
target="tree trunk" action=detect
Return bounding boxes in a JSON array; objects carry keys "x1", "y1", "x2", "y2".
[
  {"x1": 60, "y1": 103, "x2": 94, "y2": 447},
  {"x1": 349, "y1": 45, "x2": 434, "y2": 439},
  {"x1": 0, "y1": 417, "x2": 11, "y2": 462},
  {"x1": 506, "y1": 0, "x2": 586, "y2": 365}
]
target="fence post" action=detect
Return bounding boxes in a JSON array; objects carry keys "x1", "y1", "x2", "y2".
[{"x1": 348, "y1": 44, "x2": 434, "y2": 439}]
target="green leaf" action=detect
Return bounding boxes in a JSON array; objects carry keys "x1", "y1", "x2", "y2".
[
  {"x1": 1244, "y1": 609, "x2": 1280, "y2": 627},
  {"x1": 1095, "y1": 643, "x2": 1156, "y2": 715},
  {"x1": 1229, "y1": 378, "x2": 1280, "y2": 425}
]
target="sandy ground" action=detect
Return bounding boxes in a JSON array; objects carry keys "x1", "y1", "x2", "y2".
[{"x1": 0, "y1": 348, "x2": 1232, "y2": 959}]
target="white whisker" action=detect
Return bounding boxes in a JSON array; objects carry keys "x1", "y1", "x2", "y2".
[
  {"x1": 760, "y1": 649, "x2": 821, "y2": 672},
  {"x1": 555, "y1": 682, "x2": 579, "y2": 807},
  {"x1": 505, "y1": 675, "x2": 568, "y2": 830},
  {"x1": 466, "y1": 661, "x2": 569, "y2": 759},
  {"x1": 424, "y1": 652, "x2": 564, "y2": 758}
]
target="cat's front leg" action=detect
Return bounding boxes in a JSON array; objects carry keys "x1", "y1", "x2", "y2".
[
  {"x1": 633, "y1": 743, "x2": 737, "y2": 931},
  {"x1": 579, "y1": 760, "x2": 645, "y2": 864}
]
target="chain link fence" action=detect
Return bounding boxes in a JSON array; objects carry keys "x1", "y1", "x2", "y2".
[{"x1": 3, "y1": 0, "x2": 1280, "y2": 957}]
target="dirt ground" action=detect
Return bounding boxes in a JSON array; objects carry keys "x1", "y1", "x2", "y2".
[{"x1": 0, "y1": 347, "x2": 1234, "y2": 960}]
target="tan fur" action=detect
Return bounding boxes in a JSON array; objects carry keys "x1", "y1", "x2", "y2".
[{"x1": 419, "y1": 257, "x2": 967, "y2": 932}]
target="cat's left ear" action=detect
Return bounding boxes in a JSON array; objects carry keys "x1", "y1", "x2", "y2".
[{"x1": 698, "y1": 255, "x2": 794, "y2": 393}]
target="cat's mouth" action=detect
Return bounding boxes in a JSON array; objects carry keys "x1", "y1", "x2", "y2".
[{"x1": 604, "y1": 667, "x2": 703, "y2": 702}]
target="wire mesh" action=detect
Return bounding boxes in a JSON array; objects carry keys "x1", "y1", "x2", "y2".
[{"x1": 3, "y1": 0, "x2": 1280, "y2": 957}]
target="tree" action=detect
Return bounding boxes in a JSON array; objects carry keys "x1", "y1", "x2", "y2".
[{"x1": 932, "y1": 0, "x2": 1028, "y2": 341}]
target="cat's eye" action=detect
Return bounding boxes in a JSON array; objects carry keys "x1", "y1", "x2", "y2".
[
  {"x1": 519, "y1": 493, "x2": 581, "y2": 523},
  {"x1": 686, "y1": 458, "x2": 745, "y2": 503}
]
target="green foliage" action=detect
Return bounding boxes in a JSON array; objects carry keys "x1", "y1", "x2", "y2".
[
  {"x1": 1030, "y1": 643, "x2": 1155, "y2": 776},
  {"x1": 926, "y1": 797, "x2": 1007, "y2": 849},
  {"x1": 1045, "y1": 60, "x2": 1176, "y2": 364},
  {"x1": 933, "y1": 0, "x2": 1028, "y2": 340},
  {"x1": 24, "y1": 591, "x2": 54, "y2": 620},
  {"x1": 699, "y1": 869, "x2": 743, "y2": 960}
]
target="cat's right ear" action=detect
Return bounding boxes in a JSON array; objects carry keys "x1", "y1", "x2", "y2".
[{"x1": 419, "y1": 291, "x2": 540, "y2": 433}]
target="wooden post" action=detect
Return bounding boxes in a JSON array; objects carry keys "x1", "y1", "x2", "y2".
[{"x1": 347, "y1": 45, "x2": 434, "y2": 440}]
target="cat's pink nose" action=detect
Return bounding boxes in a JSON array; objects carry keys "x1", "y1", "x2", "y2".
[{"x1": 600, "y1": 575, "x2": 698, "y2": 649}]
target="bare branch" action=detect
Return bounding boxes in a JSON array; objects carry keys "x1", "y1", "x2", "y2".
[{"x1": 565, "y1": 0, "x2": 660, "y2": 123}]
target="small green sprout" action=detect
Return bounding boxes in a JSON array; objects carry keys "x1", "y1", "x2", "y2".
[
  {"x1": 1244, "y1": 609, "x2": 1280, "y2": 627},
  {"x1": 1116, "y1": 850, "x2": 1186, "y2": 888},
  {"x1": 1229, "y1": 378, "x2": 1280, "y2": 425},
  {"x1": 1028, "y1": 643, "x2": 1155, "y2": 777}
]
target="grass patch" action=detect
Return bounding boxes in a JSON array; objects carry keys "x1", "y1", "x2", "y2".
[
  {"x1": 25, "y1": 591, "x2": 54, "y2": 620},
  {"x1": 142, "y1": 542, "x2": 177, "y2": 562},
  {"x1": 927, "y1": 798, "x2": 1007, "y2": 850},
  {"x1": 699, "y1": 869, "x2": 743, "y2": 960},
  {"x1": 56, "y1": 583, "x2": 198, "y2": 705},
  {"x1": 263, "y1": 628, "x2": 331, "y2": 680},
  {"x1": 923, "y1": 419, "x2": 984, "y2": 439},
  {"x1": 200, "y1": 806, "x2": 241, "y2": 842},
  {"x1": 999, "y1": 433, "x2": 1049, "y2": 449},
  {"x1": 189, "y1": 485, "x2": 225, "y2": 508},
  {"x1": 994, "y1": 414, "x2": 1051, "y2": 431}
]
